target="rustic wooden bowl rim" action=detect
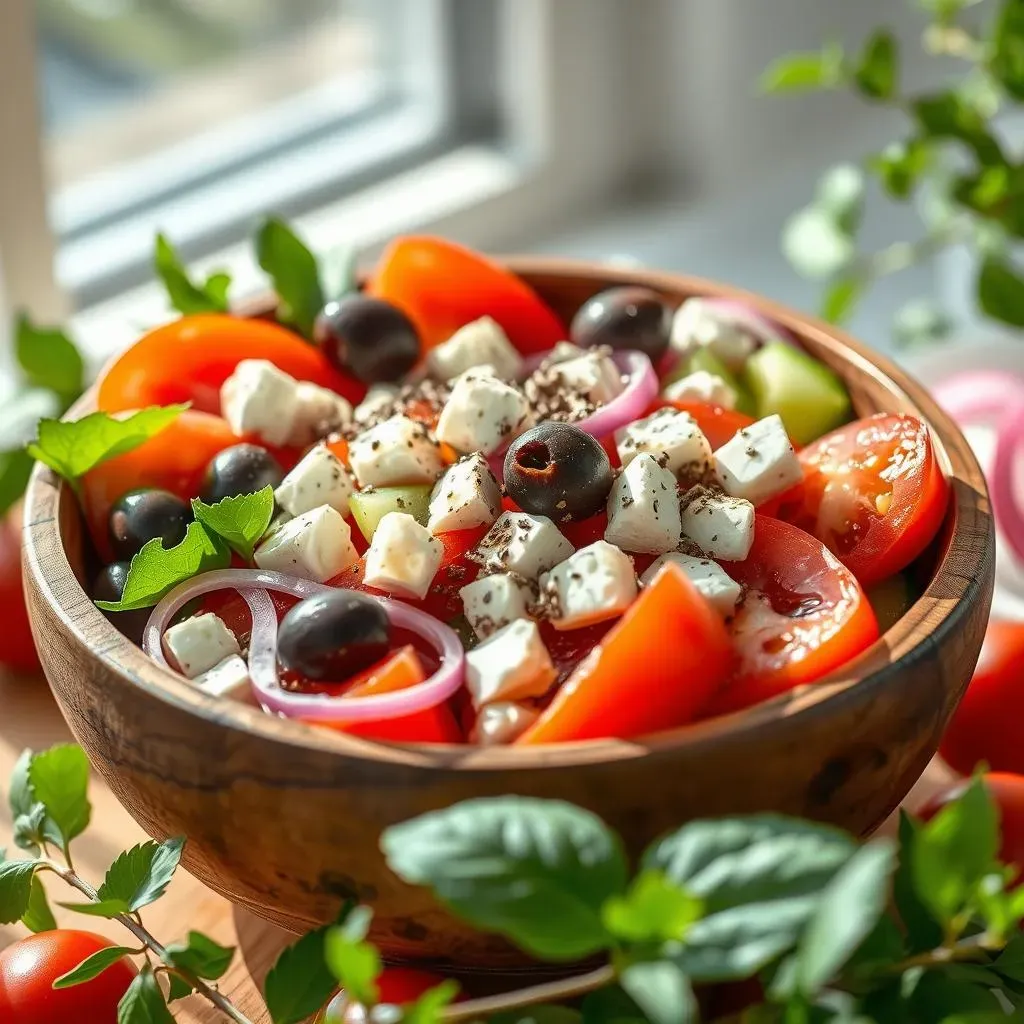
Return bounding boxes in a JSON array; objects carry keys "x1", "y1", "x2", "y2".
[{"x1": 22, "y1": 258, "x2": 990, "y2": 772}]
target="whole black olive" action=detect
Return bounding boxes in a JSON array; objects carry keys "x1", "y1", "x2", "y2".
[
  {"x1": 316, "y1": 295, "x2": 421, "y2": 384},
  {"x1": 570, "y1": 286, "x2": 671, "y2": 363},
  {"x1": 277, "y1": 591, "x2": 391, "y2": 681},
  {"x1": 201, "y1": 444, "x2": 284, "y2": 504},
  {"x1": 504, "y1": 422, "x2": 614, "y2": 522},
  {"x1": 108, "y1": 488, "x2": 190, "y2": 562},
  {"x1": 93, "y1": 562, "x2": 150, "y2": 643}
]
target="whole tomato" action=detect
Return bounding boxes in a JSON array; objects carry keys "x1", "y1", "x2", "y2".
[
  {"x1": 0, "y1": 930, "x2": 137, "y2": 1024},
  {"x1": 1, "y1": 504, "x2": 40, "y2": 675},
  {"x1": 317, "y1": 967, "x2": 458, "y2": 1022}
]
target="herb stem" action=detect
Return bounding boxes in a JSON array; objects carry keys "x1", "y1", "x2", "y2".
[{"x1": 883, "y1": 932, "x2": 993, "y2": 974}]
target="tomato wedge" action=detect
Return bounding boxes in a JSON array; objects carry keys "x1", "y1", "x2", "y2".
[
  {"x1": 517, "y1": 564, "x2": 733, "y2": 743},
  {"x1": 707, "y1": 516, "x2": 879, "y2": 716},
  {"x1": 97, "y1": 314, "x2": 364, "y2": 414},
  {"x1": 367, "y1": 236, "x2": 566, "y2": 355},
  {"x1": 775, "y1": 414, "x2": 949, "y2": 587},
  {"x1": 651, "y1": 399, "x2": 757, "y2": 450}
]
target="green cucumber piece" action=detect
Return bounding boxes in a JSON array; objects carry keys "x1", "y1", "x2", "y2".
[
  {"x1": 661, "y1": 347, "x2": 756, "y2": 414},
  {"x1": 743, "y1": 341, "x2": 851, "y2": 445},
  {"x1": 866, "y1": 573, "x2": 915, "y2": 633},
  {"x1": 350, "y1": 485, "x2": 432, "y2": 543}
]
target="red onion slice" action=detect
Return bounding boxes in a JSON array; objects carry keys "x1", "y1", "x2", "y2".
[
  {"x1": 576, "y1": 350, "x2": 659, "y2": 440},
  {"x1": 932, "y1": 370, "x2": 1024, "y2": 423}
]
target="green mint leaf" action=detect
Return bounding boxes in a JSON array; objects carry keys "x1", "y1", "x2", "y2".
[
  {"x1": 320, "y1": 245, "x2": 359, "y2": 303},
  {"x1": 580, "y1": 986, "x2": 645, "y2": 1024},
  {"x1": 96, "y1": 521, "x2": 231, "y2": 612},
  {"x1": 912, "y1": 93, "x2": 1005, "y2": 166},
  {"x1": 264, "y1": 923, "x2": 338, "y2": 1024},
  {"x1": 324, "y1": 905, "x2": 381, "y2": 1006},
  {"x1": 58, "y1": 897, "x2": 131, "y2": 917},
  {"x1": 602, "y1": 871, "x2": 703, "y2": 944},
  {"x1": 98, "y1": 837, "x2": 184, "y2": 912},
  {"x1": 399, "y1": 980, "x2": 461, "y2": 1024},
  {"x1": 794, "y1": 839, "x2": 897, "y2": 996},
  {"x1": 13, "y1": 804, "x2": 46, "y2": 857},
  {"x1": 782, "y1": 206, "x2": 856, "y2": 281},
  {"x1": 0, "y1": 859, "x2": 38, "y2": 923},
  {"x1": 117, "y1": 965, "x2": 175, "y2": 1024},
  {"x1": 191, "y1": 486, "x2": 275, "y2": 563},
  {"x1": 8, "y1": 749, "x2": 36, "y2": 820},
  {"x1": 759, "y1": 43, "x2": 846, "y2": 94},
  {"x1": 821, "y1": 277, "x2": 864, "y2": 325},
  {"x1": 893, "y1": 299, "x2": 954, "y2": 349},
  {"x1": 15, "y1": 314, "x2": 84, "y2": 411},
  {"x1": 990, "y1": 0, "x2": 1024, "y2": 101},
  {"x1": 854, "y1": 30, "x2": 899, "y2": 100},
  {"x1": 869, "y1": 139, "x2": 932, "y2": 200},
  {"x1": 166, "y1": 973, "x2": 194, "y2": 1001},
  {"x1": 53, "y1": 945, "x2": 136, "y2": 988},
  {"x1": 164, "y1": 930, "x2": 235, "y2": 981},
  {"x1": 256, "y1": 217, "x2": 324, "y2": 340},
  {"x1": 978, "y1": 255, "x2": 1024, "y2": 328},
  {"x1": 893, "y1": 812, "x2": 943, "y2": 952},
  {"x1": 382, "y1": 797, "x2": 628, "y2": 961},
  {"x1": 0, "y1": 449, "x2": 35, "y2": 518},
  {"x1": 28, "y1": 405, "x2": 188, "y2": 485},
  {"x1": 619, "y1": 961, "x2": 696, "y2": 1024},
  {"x1": 154, "y1": 234, "x2": 231, "y2": 315},
  {"x1": 22, "y1": 873, "x2": 57, "y2": 932},
  {"x1": 28, "y1": 743, "x2": 91, "y2": 856}
]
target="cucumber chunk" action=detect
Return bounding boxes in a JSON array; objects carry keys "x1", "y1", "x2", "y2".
[
  {"x1": 350, "y1": 485, "x2": 432, "y2": 543},
  {"x1": 744, "y1": 341, "x2": 851, "y2": 445},
  {"x1": 867, "y1": 573, "x2": 915, "y2": 633},
  {"x1": 661, "y1": 347, "x2": 756, "y2": 414}
]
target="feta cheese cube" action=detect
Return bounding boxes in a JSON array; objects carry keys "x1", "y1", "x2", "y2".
[
  {"x1": 473, "y1": 702, "x2": 540, "y2": 746},
  {"x1": 353, "y1": 384, "x2": 398, "y2": 425},
  {"x1": 427, "y1": 454, "x2": 502, "y2": 534},
  {"x1": 288, "y1": 382, "x2": 352, "y2": 446},
  {"x1": 348, "y1": 415, "x2": 445, "y2": 488},
  {"x1": 714, "y1": 414, "x2": 803, "y2": 506},
  {"x1": 640, "y1": 553, "x2": 742, "y2": 616},
  {"x1": 255, "y1": 504, "x2": 359, "y2": 582},
  {"x1": 194, "y1": 655, "x2": 252, "y2": 700},
  {"x1": 541, "y1": 540, "x2": 637, "y2": 630},
  {"x1": 275, "y1": 444, "x2": 355, "y2": 518},
  {"x1": 164, "y1": 613, "x2": 240, "y2": 679},
  {"x1": 548, "y1": 352, "x2": 623, "y2": 405},
  {"x1": 220, "y1": 359, "x2": 299, "y2": 446},
  {"x1": 670, "y1": 297, "x2": 758, "y2": 369},
  {"x1": 615, "y1": 407, "x2": 712, "y2": 478},
  {"x1": 364, "y1": 511, "x2": 444, "y2": 599},
  {"x1": 465, "y1": 619, "x2": 556, "y2": 709},
  {"x1": 662, "y1": 370, "x2": 737, "y2": 410},
  {"x1": 680, "y1": 489, "x2": 755, "y2": 561},
  {"x1": 459, "y1": 572, "x2": 534, "y2": 639},
  {"x1": 475, "y1": 512, "x2": 574, "y2": 579},
  {"x1": 427, "y1": 316, "x2": 524, "y2": 381},
  {"x1": 604, "y1": 454, "x2": 682, "y2": 555},
  {"x1": 435, "y1": 371, "x2": 532, "y2": 455}
]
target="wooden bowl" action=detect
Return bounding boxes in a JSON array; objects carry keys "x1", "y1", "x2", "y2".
[{"x1": 22, "y1": 260, "x2": 994, "y2": 969}]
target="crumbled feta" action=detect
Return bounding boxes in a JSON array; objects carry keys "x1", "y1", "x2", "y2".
[
  {"x1": 615, "y1": 407, "x2": 712, "y2": 478},
  {"x1": 475, "y1": 512, "x2": 574, "y2": 579},
  {"x1": 435, "y1": 370, "x2": 532, "y2": 455},
  {"x1": 714, "y1": 414, "x2": 803, "y2": 506},
  {"x1": 670, "y1": 297, "x2": 758, "y2": 369},
  {"x1": 459, "y1": 572, "x2": 534, "y2": 639},
  {"x1": 547, "y1": 341, "x2": 587, "y2": 364},
  {"x1": 288, "y1": 382, "x2": 352, "y2": 447},
  {"x1": 541, "y1": 540, "x2": 637, "y2": 630},
  {"x1": 193, "y1": 655, "x2": 252, "y2": 699},
  {"x1": 605, "y1": 454, "x2": 682, "y2": 554},
  {"x1": 547, "y1": 352, "x2": 623, "y2": 405},
  {"x1": 348, "y1": 415, "x2": 445, "y2": 488},
  {"x1": 427, "y1": 316, "x2": 524, "y2": 381},
  {"x1": 163, "y1": 613, "x2": 240, "y2": 679},
  {"x1": 640, "y1": 553, "x2": 742, "y2": 616},
  {"x1": 680, "y1": 489, "x2": 755, "y2": 561},
  {"x1": 427, "y1": 454, "x2": 502, "y2": 534},
  {"x1": 275, "y1": 444, "x2": 355, "y2": 518},
  {"x1": 363, "y1": 511, "x2": 444, "y2": 600},
  {"x1": 255, "y1": 504, "x2": 359, "y2": 582},
  {"x1": 662, "y1": 370, "x2": 737, "y2": 410},
  {"x1": 353, "y1": 384, "x2": 399, "y2": 424},
  {"x1": 465, "y1": 619, "x2": 556, "y2": 709},
  {"x1": 220, "y1": 359, "x2": 299, "y2": 446},
  {"x1": 473, "y1": 702, "x2": 540, "y2": 745}
]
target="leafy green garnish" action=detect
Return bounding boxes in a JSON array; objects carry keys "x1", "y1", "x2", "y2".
[
  {"x1": 191, "y1": 486, "x2": 275, "y2": 563},
  {"x1": 323, "y1": 905, "x2": 381, "y2": 1007},
  {"x1": 117, "y1": 965, "x2": 175, "y2": 1024},
  {"x1": 256, "y1": 216, "x2": 324, "y2": 339},
  {"x1": 16, "y1": 314, "x2": 85, "y2": 412},
  {"x1": 28, "y1": 743, "x2": 92, "y2": 857},
  {"x1": 154, "y1": 233, "x2": 231, "y2": 315},
  {"x1": 264, "y1": 922, "x2": 339, "y2": 1024},
  {"x1": 0, "y1": 859, "x2": 38, "y2": 924},
  {"x1": 53, "y1": 945, "x2": 137, "y2": 988},
  {"x1": 0, "y1": 449, "x2": 34, "y2": 518},
  {"x1": 164, "y1": 931, "x2": 235, "y2": 981},
  {"x1": 96, "y1": 837, "x2": 184, "y2": 913},
  {"x1": 21, "y1": 873, "x2": 57, "y2": 932}
]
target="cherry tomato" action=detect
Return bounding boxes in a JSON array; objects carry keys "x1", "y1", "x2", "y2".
[
  {"x1": 776, "y1": 414, "x2": 949, "y2": 588},
  {"x1": 941, "y1": 620, "x2": 1024, "y2": 777},
  {"x1": 318, "y1": 967, "x2": 459, "y2": 1022},
  {"x1": 1, "y1": 505, "x2": 39, "y2": 675},
  {"x1": 651, "y1": 399, "x2": 757, "y2": 450},
  {"x1": 96, "y1": 314, "x2": 364, "y2": 414},
  {"x1": 707, "y1": 516, "x2": 879, "y2": 716},
  {"x1": 0, "y1": 930, "x2": 137, "y2": 1024},
  {"x1": 367, "y1": 236, "x2": 566, "y2": 355}
]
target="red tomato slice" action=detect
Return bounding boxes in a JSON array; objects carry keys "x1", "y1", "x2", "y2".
[
  {"x1": 96, "y1": 314, "x2": 364, "y2": 414},
  {"x1": 651, "y1": 399, "x2": 757, "y2": 450},
  {"x1": 367, "y1": 236, "x2": 566, "y2": 355},
  {"x1": 707, "y1": 516, "x2": 879, "y2": 716},
  {"x1": 517, "y1": 564, "x2": 733, "y2": 743},
  {"x1": 776, "y1": 414, "x2": 949, "y2": 588}
]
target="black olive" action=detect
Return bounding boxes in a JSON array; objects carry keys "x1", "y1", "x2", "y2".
[
  {"x1": 93, "y1": 562, "x2": 150, "y2": 643},
  {"x1": 277, "y1": 591, "x2": 390, "y2": 681},
  {"x1": 108, "y1": 488, "x2": 190, "y2": 562},
  {"x1": 570, "y1": 286, "x2": 672, "y2": 363},
  {"x1": 316, "y1": 295, "x2": 421, "y2": 384},
  {"x1": 504, "y1": 422, "x2": 613, "y2": 522},
  {"x1": 201, "y1": 444, "x2": 284, "y2": 504}
]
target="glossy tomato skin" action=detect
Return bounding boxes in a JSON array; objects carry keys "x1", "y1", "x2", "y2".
[
  {"x1": 0, "y1": 930, "x2": 137, "y2": 1024},
  {"x1": 650, "y1": 399, "x2": 757, "y2": 451},
  {"x1": 2, "y1": 506, "x2": 40, "y2": 674},
  {"x1": 318, "y1": 967, "x2": 458, "y2": 1022},
  {"x1": 941, "y1": 620, "x2": 1024, "y2": 777}
]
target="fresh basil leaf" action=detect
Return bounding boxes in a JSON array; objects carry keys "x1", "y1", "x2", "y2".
[
  {"x1": 869, "y1": 139, "x2": 932, "y2": 200},
  {"x1": 382, "y1": 797, "x2": 628, "y2": 961},
  {"x1": 15, "y1": 314, "x2": 85, "y2": 410},
  {"x1": 854, "y1": 29, "x2": 899, "y2": 100},
  {"x1": 320, "y1": 245, "x2": 359, "y2": 303},
  {"x1": 893, "y1": 812, "x2": 944, "y2": 952},
  {"x1": 0, "y1": 859, "x2": 38, "y2": 923},
  {"x1": 96, "y1": 521, "x2": 231, "y2": 612},
  {"x1": 990, "y1": 0, "x2": 1024, "y2": 100},
  {"x1": 154, "y1": 234, "x2": 231, "y2": 315},
  {"x1": 580, "y1": 986, "x2": 646, "y2": 1024},
  {"x1": 602, "y1": 871, "x2": 703, "y2": 944},
  {"x1": 782, "y1": 206, "x2": 856, "y2": 281},
  {"x1": 912, "y1": 93, "x2": 1005, "y2": 166},
  {"x1": 0, "y1": 449, "x2": 35, "y2": 518},
  {"x1": 27, "y1": 405, "x2": 188, "y2": 485},
  {"x1": 759, "y1": 43, "x2": 846, "y2": 94},
  {"x1": 28, "y1": 743, "x2": 91, "y2": 856},
  {"x1": 324, "y1": 905, "x2": 381, "y2": 1006},
  {"x1": 53, "y1": 945, "x2": 136, "y2": 988},
  {"x1": 21, "y1": 873, "x2": 57, "y2": 932},
  {"x1": 619, "y1": 960, "x2": 696, "y2": 1024},
  {"x1": 821, "y1": 277, "x2": 864, "y2": 325},
  {"x1": 117, "y1": 965, "x2": 175, "y2": 1024},
  {"x1": 400, "y1": 980, "x2": 461, "y2": 1024},
  {"x1": 166, "y1": 973, "x2": 194, "y2": 1002},
  {"x1": 58, "y1": 897, "x2": 130, "y2": 918},
  {"x1": 256, "y1": 217, "x2": 324, "y2": 339},
  {"x1": 978, "y1": 255, "x2": 1024, "y2": 328},
  {"x1": 164, "y1": 930, "x2": 235, "y2": 981},
  {"x1": 98, "y1": 837, "x2": 184, "y2": 912},
  {"x1": 191, "y1": 486, "x2": 274, "y2": 563},
  {"x1": 264, "y1": 923, "x2": 338, "y2": 1024}
]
